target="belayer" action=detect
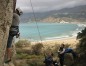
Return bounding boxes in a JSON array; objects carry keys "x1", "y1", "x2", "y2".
[{"x1": 58, "y1": 44, "x2": 77, "y2": 66}]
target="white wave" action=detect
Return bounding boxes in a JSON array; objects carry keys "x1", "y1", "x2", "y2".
[
  {"x1": 45, "y1": 35, "x2": 70, "y2": 40},
  {"x1": 71, "y1": 32, "x2": 77, "y2": 37},
  {"x1": 71, "y1": 28, "x2": 82, "y2": 37},
  {"x1": 77, "y1": 24, "x2": 86, "y2": 27},
  {"x1": 76, "y1": 28, "x2": 79, "y2": 31}
]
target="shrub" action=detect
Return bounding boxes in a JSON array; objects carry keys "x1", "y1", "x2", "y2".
[
  {"x1": 27, "y1": 59, "x2": 44, "y2": 66},
  {"x1": 16, "y1": 48, "x2": 32, "y2": 55},
  {"x1": 15, "y1": 40, "x2": 31, "y2": 48},
  {"x1": 31, "y1": 43, "x2": 43, "y2": 55},
  {"x1": 53, "y1": 44, "x2": 60, "y2": 52}
]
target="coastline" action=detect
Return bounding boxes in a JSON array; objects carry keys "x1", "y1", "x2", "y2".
[{"x1": 31, "y1": 36, "x2": 79, "y2": 48}]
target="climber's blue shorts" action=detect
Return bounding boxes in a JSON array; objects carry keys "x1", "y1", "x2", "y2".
[{"x1": 7, "y1": 34, "x2": 14, "y2": 48}]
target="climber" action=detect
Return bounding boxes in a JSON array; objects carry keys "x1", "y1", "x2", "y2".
[
  {"x1": 5, "y1": 8, "x2": 23, "y2": 63},
  {"x1": 58, "y1": 44, "x2": 77, "y2": 66}
]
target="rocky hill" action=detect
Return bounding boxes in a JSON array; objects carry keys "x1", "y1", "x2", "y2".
[
  {"x1": 20, "y1": 5, "x2": 86, "y2": 23},
  {"x1": 40, "y1": 17, "x2": 83, "y2": 23}
]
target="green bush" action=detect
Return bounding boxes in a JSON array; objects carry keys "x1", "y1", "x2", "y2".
[
  {"x1": 15, "y1": 40, "x2": 31, "y2": 48},
  {"x1": 27, "y1": 59, "x2": 44, "y2": 66},
  {"x1": 16, "y1": 53, "x2": 44, "y2": 59},
  {"x1": 16, "y1": 48, "x2": 32, "y2": 55},
  {"x1": 16, "y1": 53, "x2": 28, "y2": 59},
  {"x1": 31, "y1": 43, "x2": 43, "y2": 55},
  {"x1": 64, "y1": 54, "x2": 74, "y2": 66}
]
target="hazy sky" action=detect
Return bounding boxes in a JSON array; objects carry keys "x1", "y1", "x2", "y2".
[{"x1": 16, "y1": 0, "x2": 86, "y2": 13}]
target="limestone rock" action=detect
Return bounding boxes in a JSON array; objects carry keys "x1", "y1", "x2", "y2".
[{"x1": 0, "y1": 0, "x2": 13, "y2": 66}]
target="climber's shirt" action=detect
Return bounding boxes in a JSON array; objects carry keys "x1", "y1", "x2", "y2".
[
  {"x1": 10, "y1": 13, "x2": 20, "y2": 36},
  {"x1": 12, "y1": 13, "x2": 20, "y2": 26}
]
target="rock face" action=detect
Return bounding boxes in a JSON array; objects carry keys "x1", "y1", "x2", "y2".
[{"x1": 0, "y1": 0, "x2": 13, "y2": 66}]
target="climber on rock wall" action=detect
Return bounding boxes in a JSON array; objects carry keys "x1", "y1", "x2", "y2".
[{"x1": 5, "y1": 0, "x2": 23, "y2": 63}]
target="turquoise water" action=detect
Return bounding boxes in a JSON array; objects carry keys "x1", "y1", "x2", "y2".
[{"x1": 19, "y1": 22, "x2": 84, "y2": 41}]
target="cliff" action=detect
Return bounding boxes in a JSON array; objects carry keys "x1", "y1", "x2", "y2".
[{"x1": 0, "y1": 0, "x2": 13, "y2": 66}]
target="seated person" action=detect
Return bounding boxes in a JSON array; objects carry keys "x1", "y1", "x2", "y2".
[{"x1": 44, "y1": 52, "x2": 54, "y2": 66}]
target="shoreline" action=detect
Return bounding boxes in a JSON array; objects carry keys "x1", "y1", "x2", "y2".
[
  {"x1": 15, "y1": 36, "x2": 79, "y2": 49},
  {"x1": 16, "y1": 36, "x2": 78, "y2": 44},
  {"x1": 31, "y1": 36, "x2": 79, "y2": 48},
  {"x1": 16, "y1": 36, "x2": 77, "y2": 43},
  {"x1": 28, "y1": 21, "x2": 86, "y2": 23},
  {"x1": 31, "y1": 36, "x2": 76, "y2": 42}
]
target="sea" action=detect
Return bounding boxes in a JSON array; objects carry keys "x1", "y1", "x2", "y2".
[{"x1": 19, "y1": 22, "x2": 86, "y2": 41}]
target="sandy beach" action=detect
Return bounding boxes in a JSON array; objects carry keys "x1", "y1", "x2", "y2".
[{"x1": 31, "y1": 37, "x2": 79, "y2": 48}]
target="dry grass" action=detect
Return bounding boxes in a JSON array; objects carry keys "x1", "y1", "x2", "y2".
[{"x1": 15, "y1": 38, "x2": 79, "y2": 66}]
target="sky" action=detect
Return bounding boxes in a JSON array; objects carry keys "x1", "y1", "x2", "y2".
[{"x1": 16, "y1": 0, "x2": 86, "y2": 13}]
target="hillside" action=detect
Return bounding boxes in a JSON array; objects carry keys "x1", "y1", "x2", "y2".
[{"x1": 20, "y1": 5, "x2": 86, "y2": 23}]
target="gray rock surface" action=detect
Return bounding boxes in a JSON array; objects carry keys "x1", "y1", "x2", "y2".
[{"x1": 0, "y1": 0, "x2": 13, "y2": 66}]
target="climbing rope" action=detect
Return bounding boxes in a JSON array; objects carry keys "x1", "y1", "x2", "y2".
[{"x1": 29, "y1": 0, "x2": 43, "y2": 43}]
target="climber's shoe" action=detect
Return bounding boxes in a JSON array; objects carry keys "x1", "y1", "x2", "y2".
[{"x1": 5, "y1": 59, "x2": 11, "y2": 64}]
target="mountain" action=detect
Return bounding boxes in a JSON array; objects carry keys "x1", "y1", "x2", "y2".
[{"x1": 20, "y1": 5, "x2": 86, "y2": 23}]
